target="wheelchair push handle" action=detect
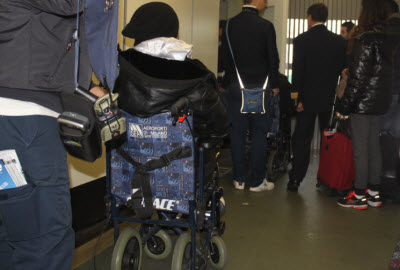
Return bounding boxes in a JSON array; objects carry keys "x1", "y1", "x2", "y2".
[{"x1": 171, "y1": 97, "x2": 189, "y2": 125}]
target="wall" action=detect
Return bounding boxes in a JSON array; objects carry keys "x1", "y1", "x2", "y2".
[
  {"x1": 69, "y1": 0, "x2": 220, "y2": 187},
  {"x1": 68, "y1": 147, "x2": 106, "y2": 188},
  {"x1": 266, "y1": 0, "x2": 290, "y2": 73},
  {"x1": 285, "y1": 0, "x2": 363, "y2": 79},
  {"x1": 192, "y1": 0, "x2": 220, "y2": 71},
  {"x1": 119, "y1": 0, "x2": 220, "y2": 74}
]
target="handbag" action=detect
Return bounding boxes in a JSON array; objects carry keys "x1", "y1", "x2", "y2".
[
  {"x1": 58, "y1": 92, "x2": 102, "y2": 162},
  {"x1": 226, "y1": 19, "x2": 269, "y2": 114}
]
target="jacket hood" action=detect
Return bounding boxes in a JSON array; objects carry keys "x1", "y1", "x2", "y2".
[
  {"x1": 114, "y1": 49, "x2": 216, "y2": 118},
  {"x1": 118, "y1": 49, "x2": 208, "y2": 82}
]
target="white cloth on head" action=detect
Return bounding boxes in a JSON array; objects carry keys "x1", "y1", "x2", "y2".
[{"x1": 134, "y1": 37, "x2": 193, "y2": 61}]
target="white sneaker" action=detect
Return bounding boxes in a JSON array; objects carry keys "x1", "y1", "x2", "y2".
[
  {"x1": 233, "y1": 180, "x2": 245, "y2": 190},
  {"x1": 249, "y1": 179, "x2": 274, "y2": 192}
]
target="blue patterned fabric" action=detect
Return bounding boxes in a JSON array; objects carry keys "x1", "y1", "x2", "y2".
[
  {"x1": 269, "y1": 95, "x2": 280, "y2": 136},
  {"x1": 111, "y1": 112, "x2": 195, "y2": 214}
]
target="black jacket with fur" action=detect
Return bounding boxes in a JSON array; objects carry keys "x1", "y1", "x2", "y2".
[
  {"x1": 114, "y1": 49, "x2": 231, "y2": 139},
  {"x1": 337, "y1": 30, "x2": 393, "y2": 115}
]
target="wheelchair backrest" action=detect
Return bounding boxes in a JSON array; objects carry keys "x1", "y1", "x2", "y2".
[{"x1": 111, "y1": 111, "x2": 195, "y2": 214}]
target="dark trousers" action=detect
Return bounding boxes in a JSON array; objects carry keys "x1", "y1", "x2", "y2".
[
  {"x1": 228, "y1": 100, "x2": 272, "y2": 187},
  {"x1": 290, "y1": 111, "x2": 330, "y2": 182},
  {"x1": 350, "y1": 114, "x2": 382, "y2": 194},
  {"x1": 381, "y1": 94, "x2": 400, "y2": 138},
  {"x1": 380, "y1": 95, "x2": 400, "y2": 179},
  {"x1": 0, "y1": 115, "x2": 74, "y2": 270}
]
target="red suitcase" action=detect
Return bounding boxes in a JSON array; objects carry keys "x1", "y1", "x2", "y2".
[{"x1": 317, "y1": 130, "x2": 355, "y2": 190}]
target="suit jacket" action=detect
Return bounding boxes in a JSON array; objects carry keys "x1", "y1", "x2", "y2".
[
  {"x1": 292, "y1": 24, "x2": 346, "y2": 112},
  {"x1": 220, "y1": 6, "x2": 279, "y2": 91}
]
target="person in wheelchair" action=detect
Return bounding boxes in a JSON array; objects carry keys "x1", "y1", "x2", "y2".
[
  {"x1": 114, "y1": 2, "x2": 230, "y2": 190},
  {"x1": 109, "y1": 4, "x2": 230, "y2": 269}
]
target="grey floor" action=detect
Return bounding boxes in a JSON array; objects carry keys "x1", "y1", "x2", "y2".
[{"x1": 76, "y1": 150, "x2": 400, "y2": 270}]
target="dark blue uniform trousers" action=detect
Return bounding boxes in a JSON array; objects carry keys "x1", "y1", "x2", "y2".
[{"x1": 0, "y1": 115, "x2": 74, "y2": 270}]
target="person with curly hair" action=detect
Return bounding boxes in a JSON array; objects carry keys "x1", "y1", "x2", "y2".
[{"x1": 336, "y1": 0, "x2": 394, "y2": 209}]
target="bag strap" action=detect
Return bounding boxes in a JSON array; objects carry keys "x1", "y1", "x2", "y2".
[
  {"x1": 225, "y1": 19, "x2": 269, "y2": 90},
  {"x1": 74, "y1": 0, "x2": 81, "y2": 90},
  {"x1": 143, "y1": 146, "x2": 192, "y2": 171},
  {"x1": 328, "y1": 77, "x2": 342, "y2": 128},
  {"x1": 116, "y1": 146, "x2": 192, "y2": 219},
  {"x1": 116, "y1": 147, "x2": 153, "y2": 219},
  {"x1": 116, "y1": 146, "x2": 192, "y2": 172}
]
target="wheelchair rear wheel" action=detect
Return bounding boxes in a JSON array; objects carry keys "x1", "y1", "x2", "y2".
[
  {"x1": 267, "y1": 145, "x2": 290, "y2": 182},
  {"x1": 111, "y1": 227, "x2": 142, "y2": 270},
  {"x1": 267, "y1": 150, "x2": 279, "y2": 181},
  {"x1": 144, "y1": 229, "x2": 173, "y2": 260}
]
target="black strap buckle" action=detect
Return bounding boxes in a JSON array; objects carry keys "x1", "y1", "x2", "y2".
[{"x1": 161, "y1": 154, "x2": 171, "y2": 166}]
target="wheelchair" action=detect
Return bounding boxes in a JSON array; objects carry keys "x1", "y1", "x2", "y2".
[
  {"x1": 266, "y1": 113, "x2": 292, "y2": 182},
  {"x1": 106, "y1": 108, "x2": 227, "y2": 270},
  {"x1": 265, "y1": 73, "x2": 294, "y2": 181}
]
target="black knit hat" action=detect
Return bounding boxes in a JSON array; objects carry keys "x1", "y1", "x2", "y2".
[{"x1": 122, "y1": 2, "x2": 179, "y2": 45}]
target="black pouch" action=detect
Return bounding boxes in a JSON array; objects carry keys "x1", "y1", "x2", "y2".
[{"x1": 58, "y1": 93, "x2": 102, "y2": 162}]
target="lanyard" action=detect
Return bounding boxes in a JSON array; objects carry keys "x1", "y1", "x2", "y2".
[{"x1": 225, "y1": 19, "x2": 269, "y2": 90}]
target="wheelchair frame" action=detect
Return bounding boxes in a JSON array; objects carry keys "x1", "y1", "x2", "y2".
[{"x1": 104, "y1": 114, "x2": 226, "y2": 270}]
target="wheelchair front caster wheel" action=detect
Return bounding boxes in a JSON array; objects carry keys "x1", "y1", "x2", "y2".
[
  {"x1": 111, "y1": 227, "x2": 142, "y2": 270},
  {"x1": 144, "y1": 229, "x2": 173, "y2": 260},
  {"x1": 208, "y1": 236, "x2": 227, "y2": 269}
]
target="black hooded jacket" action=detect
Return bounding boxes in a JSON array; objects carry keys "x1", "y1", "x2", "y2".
[
  {"x1": 114, "y1": 49, "x2": 231, "y2": 140},
  {"x1": 0, "y1": 0, "x2": 92, "y2": 112},
  {"x1": 337, "y1": 30, "x2": 393, "y2": 115}
]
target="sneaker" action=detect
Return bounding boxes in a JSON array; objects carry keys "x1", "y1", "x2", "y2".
[
  {"x1": 337, "y1": 191, "x2": 368, "y2": 210},
  {"x1": 249, "y1": 179, "x2": 275, "y2": 192},
  {"x1": 233, "y1": 180, "x2": 245, "y2": 190},
  {"x1": 365, "y1": 190, "x2": 382, "y2": 207}
]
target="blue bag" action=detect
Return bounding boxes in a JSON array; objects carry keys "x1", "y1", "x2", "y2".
[
  {"x1": 240, "y1": 82, "x2": 268, "y2": 114},
  {"x1": 226, "y1": 19, "x2": 269, "y2": 114}
]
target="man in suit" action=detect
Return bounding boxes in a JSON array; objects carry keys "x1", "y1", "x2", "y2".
[
  {"x1": 220, "y1": 0, "x2": 279, "y2": 192},
  {"x1": 287, "y1": 3, "x2": 346, "y2": 192}
]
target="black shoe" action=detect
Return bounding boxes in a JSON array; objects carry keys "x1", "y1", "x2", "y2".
[
  {"x1": 287, "y1": 179, "x2": 300, "y2": 192},
  {"x1": 337, "y1": 191, "x2": 368, "y2": 210}
]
